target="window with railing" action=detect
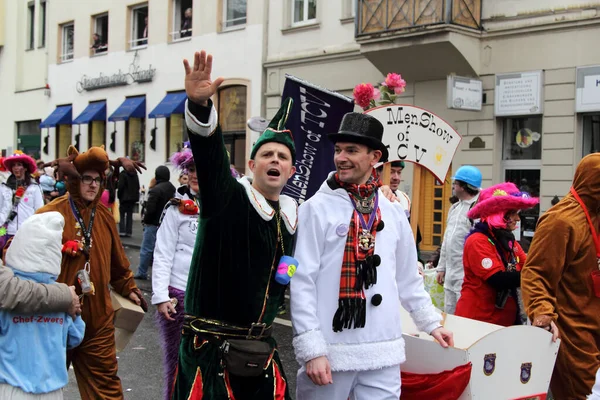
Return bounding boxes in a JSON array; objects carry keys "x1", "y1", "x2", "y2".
[
  {"x1": 292, "y1": 0, "x2": 317, "y2": 26},
  {"x1": 91, "y1": 13, "x2": 109, "y2": 55},
  {"x1": 171, "y1": 0, "x2": 193, "y2": 41},
  {"x1": 224, "y1": 0, "x2": 247, "y2": 29},
  {"x1": 60, "y1": 22, "x2": 74, "y2": 62},
  {"x1": 356, "y1": 0, "x2": 481, "y2": 36},
  {"x1": 129, "y1": 4, "x2": 148, "y2": 49}
]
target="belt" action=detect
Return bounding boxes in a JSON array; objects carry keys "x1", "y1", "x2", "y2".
[{"x1": 183, "y1": 315, "x2": 272, "y2": 340}]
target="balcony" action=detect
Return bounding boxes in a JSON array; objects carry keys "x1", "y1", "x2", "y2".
[
  {"x1": 356, "y1": 0, "x2": 483, "y2": 81},
  {"x1": 357, "y1": 0, "x2": 481, "y2": 36}
]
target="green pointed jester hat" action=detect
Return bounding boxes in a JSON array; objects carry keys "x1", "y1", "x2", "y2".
[{"x1": 250, "y1": 97, "x2": 296, "y2": 163}]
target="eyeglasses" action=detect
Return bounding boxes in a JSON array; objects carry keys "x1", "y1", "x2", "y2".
[{"x1": 81, "y1": 175, "x2": 102, "y2": 185}]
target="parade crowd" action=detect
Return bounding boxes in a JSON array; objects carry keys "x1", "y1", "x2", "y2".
[{"x1": 0, "y1": 49, "x2": 598, "y2": 400}]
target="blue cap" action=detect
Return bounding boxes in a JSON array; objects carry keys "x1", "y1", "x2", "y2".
[{"x1": 452, "y1": 165, "x2": 482, "y2": 189}]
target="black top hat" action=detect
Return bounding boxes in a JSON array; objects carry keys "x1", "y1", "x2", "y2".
[{"x1": 328, "y1": 112, "x2": 389, "y2": 162}]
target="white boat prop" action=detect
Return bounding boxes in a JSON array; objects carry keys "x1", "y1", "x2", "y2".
[{"x1": 400, "y1": 307, "x2": 560, "y2": 400}]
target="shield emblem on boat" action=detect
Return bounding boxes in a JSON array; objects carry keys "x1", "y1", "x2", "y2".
[
  {"x1": 520, "y1": 362, "x2": 532, "y2": 384},
  {"x1": 483, "y1": 353, "x2": 496, "y2": 376}
]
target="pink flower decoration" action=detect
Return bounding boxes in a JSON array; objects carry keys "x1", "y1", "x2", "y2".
[
  {"x1": 353, "y1": 83, "x2": 375, "y2": 109},
  {"x1": 373, "y1": 88, "x2": 381, "y2": 100},
  {"x1": 383, "y1": 73, "x2": 406, "y2": 93}
]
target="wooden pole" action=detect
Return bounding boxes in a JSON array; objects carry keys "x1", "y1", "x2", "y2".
[
  {"x1": 381, "y1": 162, "x2": 391, "y2": 186},
  {"x1": 410, "y1": 164, "x2": 422, "y2": 240}
]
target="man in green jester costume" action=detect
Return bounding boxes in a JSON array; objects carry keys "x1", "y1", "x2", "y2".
[{"x1": 172, "y1": 50, "x2": 297, "y2": 399}]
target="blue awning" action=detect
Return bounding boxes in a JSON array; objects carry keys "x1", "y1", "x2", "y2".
[
  {"x1": 40, "y1": 105, "x2": 72, "y2": 128},
  {"x1": 149, "y1": 92, "x2": 187, "y2": 118},
  {"x1": 108, "y1": 96, "x2": 146, "y2": 122},
  {"x1": 73, "y1": 101, "x2": 107, "y2": 125}
]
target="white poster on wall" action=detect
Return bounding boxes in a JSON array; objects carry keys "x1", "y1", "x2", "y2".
[
  {"x1": 447, "y1": 76, "x2": 483, "y2": 111},
  {"x1": 365, "y1": 105, "x2": 462, "y2": 182},
  {"x1": 576, "y1": 66, "x2": 600, "y2": 112},
  {"x1": 495, "y1": 71, "x2": 543, "y2": 116}
]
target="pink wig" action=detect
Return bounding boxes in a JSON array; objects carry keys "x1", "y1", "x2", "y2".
[
  {"x1": 170, "y1": 148, "x2": 194, "y2": 171},
  {"x1": 468, "y1": 182, "x2": 539, "y2": 220}
]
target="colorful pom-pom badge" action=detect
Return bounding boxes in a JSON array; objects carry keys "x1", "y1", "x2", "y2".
[
  {"x1": 275, "y1": 255, "x2": 299, "y2": 285},
  {"x1": 0, "y1": 226, "x2": 6, "y2": 237}
]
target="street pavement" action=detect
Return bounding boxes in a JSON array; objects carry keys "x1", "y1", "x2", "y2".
[{"x1": 64, "y1": 217, "x2": 299, "y2": 399}]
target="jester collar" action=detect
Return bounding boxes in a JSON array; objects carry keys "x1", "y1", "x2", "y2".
[{"x1": 239, "y1": 177, "x2": 298, "y2": 234}]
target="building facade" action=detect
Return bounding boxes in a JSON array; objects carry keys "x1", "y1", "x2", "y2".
[
  {"x1": 265, "y1": 0, "x2": 600, "y2": 250},
  {"x1": 0, "y1": 0, "x2": 50, "y2": 159},
  {"x1": 1, "y1": 0, "x2": 266, "y2": 189}
]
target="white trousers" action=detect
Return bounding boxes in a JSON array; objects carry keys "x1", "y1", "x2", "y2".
[
  {"x1": 444, "y1": 287, "x2": 461, "y2": 314},
  {"x1": 0, "y1": 384, "x2": 63, "y2": 400},
  {"x1": 296, "y1": 364, "x2": 401, "y2": 400}
]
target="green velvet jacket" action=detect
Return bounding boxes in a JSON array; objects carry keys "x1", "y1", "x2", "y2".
[
  {"x1": 184, "y1": 128, "x2": 297, "y2": 326},
  {"x1": 173, "y1": 100, "x2": 297, "y2": 400}
]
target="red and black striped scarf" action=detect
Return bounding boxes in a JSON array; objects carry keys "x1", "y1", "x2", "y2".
[{"x1": 332, "y1": 170, "x2": 382, "y2": 332}]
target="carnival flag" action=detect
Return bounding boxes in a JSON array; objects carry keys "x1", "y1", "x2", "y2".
[{"x1": 281, "y1": 74, "x2": 354, "y2": 203}]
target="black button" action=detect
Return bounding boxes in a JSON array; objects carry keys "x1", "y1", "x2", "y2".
[
  {"x1": 372, "y1": 255, "x2": 381, "y2": 267},
  {"x1": 371, "y1": 294, "x2": 382, "y2": 306},
  {"x1": 376, "y1": 220, "x2": 385, "y2": 231}
]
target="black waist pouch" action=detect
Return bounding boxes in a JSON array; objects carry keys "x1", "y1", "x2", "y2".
[{"x1": 222, "y1": 339, "x2": 273, "y2": 377}]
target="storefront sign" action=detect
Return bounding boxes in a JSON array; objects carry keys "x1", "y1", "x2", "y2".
[
  {"x1": 576, "y1": 65, "x2": 600, "y2": 112},
  {"x1": 495, "y1": 71, "x2": 543, "y2": 116},
  {"x1": 447, "y1": 76, "x2": 482, "y2": 111},
  {"x1": 76, "y1": 52, "x2": 156, "y2": 93},
  {"x1": 366, "y1": 105, "x2": 462, "y2": 182}
]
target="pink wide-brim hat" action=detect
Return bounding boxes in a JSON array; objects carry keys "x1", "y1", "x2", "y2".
[
  {"x1": 468, "y1": 182, "x2": 539, "y2": 219},
  {"x1": 3, "y1": 153, "x2": 37, "y2": 174}
]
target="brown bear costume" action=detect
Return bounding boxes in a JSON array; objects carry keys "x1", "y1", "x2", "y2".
[{"x1": 37, "y1": 146, "x2": 146, "y2": 399}]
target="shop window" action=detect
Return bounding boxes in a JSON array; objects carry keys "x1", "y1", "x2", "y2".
[
  {"x1": 89, "y1": 121, "x2": 106, "y2": 148},
  {"x1": 502, "y1": 117, "x2": 542, "y2": 160},
  {"x1": 27, "y1": 2, "x2": 35, "y2": 50},
  {"x1": 504, "y1": 169, "x2": 540, "y2": 252},
  {"x1": 39, "y1": 1, "x2": 46, "y2": 47},
  {"x1": 17, "y1": 120, "x2": 42, "y2": 159},
  {"x1": 166, "y1": 114, "x2": 188, "y2": 159},
  {"x1": 91, "y1": 13, "x2": 109, "y2": 54},
  {"x1": 582, "y1": 114, "x2": 600, "y2": 156},
  {"x1": 126, "y1": 118, "x2": 145, "y2": 162},
  {"x1": 218, "y1": 85, "x2": 247, "y2": 172},
  {"x1": 292, "y1": 0, "x2": 317, "y2": 25},
  {"x1": 60, "y1": 22, "x2": 74, "y2": 62},
  {"x1": 224, "y1": 0, "x2": 247, "y2": 29},
  {"x1": 171, "y1": 0, "x2": 193, "y2": 41},
  {"x1": 56, "y1": 125, "x2": 72, "y2": 158},
  {"x1": 130, "y1": 4, "x2": 148, "y2": 49}
]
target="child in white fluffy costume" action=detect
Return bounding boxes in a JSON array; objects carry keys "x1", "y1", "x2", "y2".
[{"x1": 0, "y1": 212, "x2": 85, "y2": 399}]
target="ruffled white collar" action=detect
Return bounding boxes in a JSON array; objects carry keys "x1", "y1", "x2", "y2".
[{"x1": 239, "y1": 177, "x2": 298, "y2": 234}]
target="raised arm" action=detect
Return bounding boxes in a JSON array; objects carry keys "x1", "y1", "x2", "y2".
[{"x1": 182, "y1": 50, "x2": 238, "y2": 216}]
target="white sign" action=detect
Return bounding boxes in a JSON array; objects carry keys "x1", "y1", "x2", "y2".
[
  {"x1": 495, "y1": 71, "x2": 543, "y2": 116},
  {"x1": 447, "y1": 76, "x2": 483, "y2": 111},
  {"x1": 576, "y1": 66, "x2": 600, "y2": 112},
  {"x1": 366, "y1": 105, "x2": 462, "y2": 182}
]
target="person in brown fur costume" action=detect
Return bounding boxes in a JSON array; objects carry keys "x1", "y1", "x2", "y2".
[
  {"x1": 522, "y1": 153, "x2": 600, "y2": 399},
  {"x1": 38, "y1": 145, "x2": 148, "y2": 399}
]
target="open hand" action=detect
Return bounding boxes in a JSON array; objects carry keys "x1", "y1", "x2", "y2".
[
  {"x1": 183, "y1": 50, "x2": 224, "y2": 106},
  {"x1": 380, "y1": 185, "x2": 398, "y2": 203},
  {"x1": 109, "y1": 158, "x2": 146, "y2": 175}
]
